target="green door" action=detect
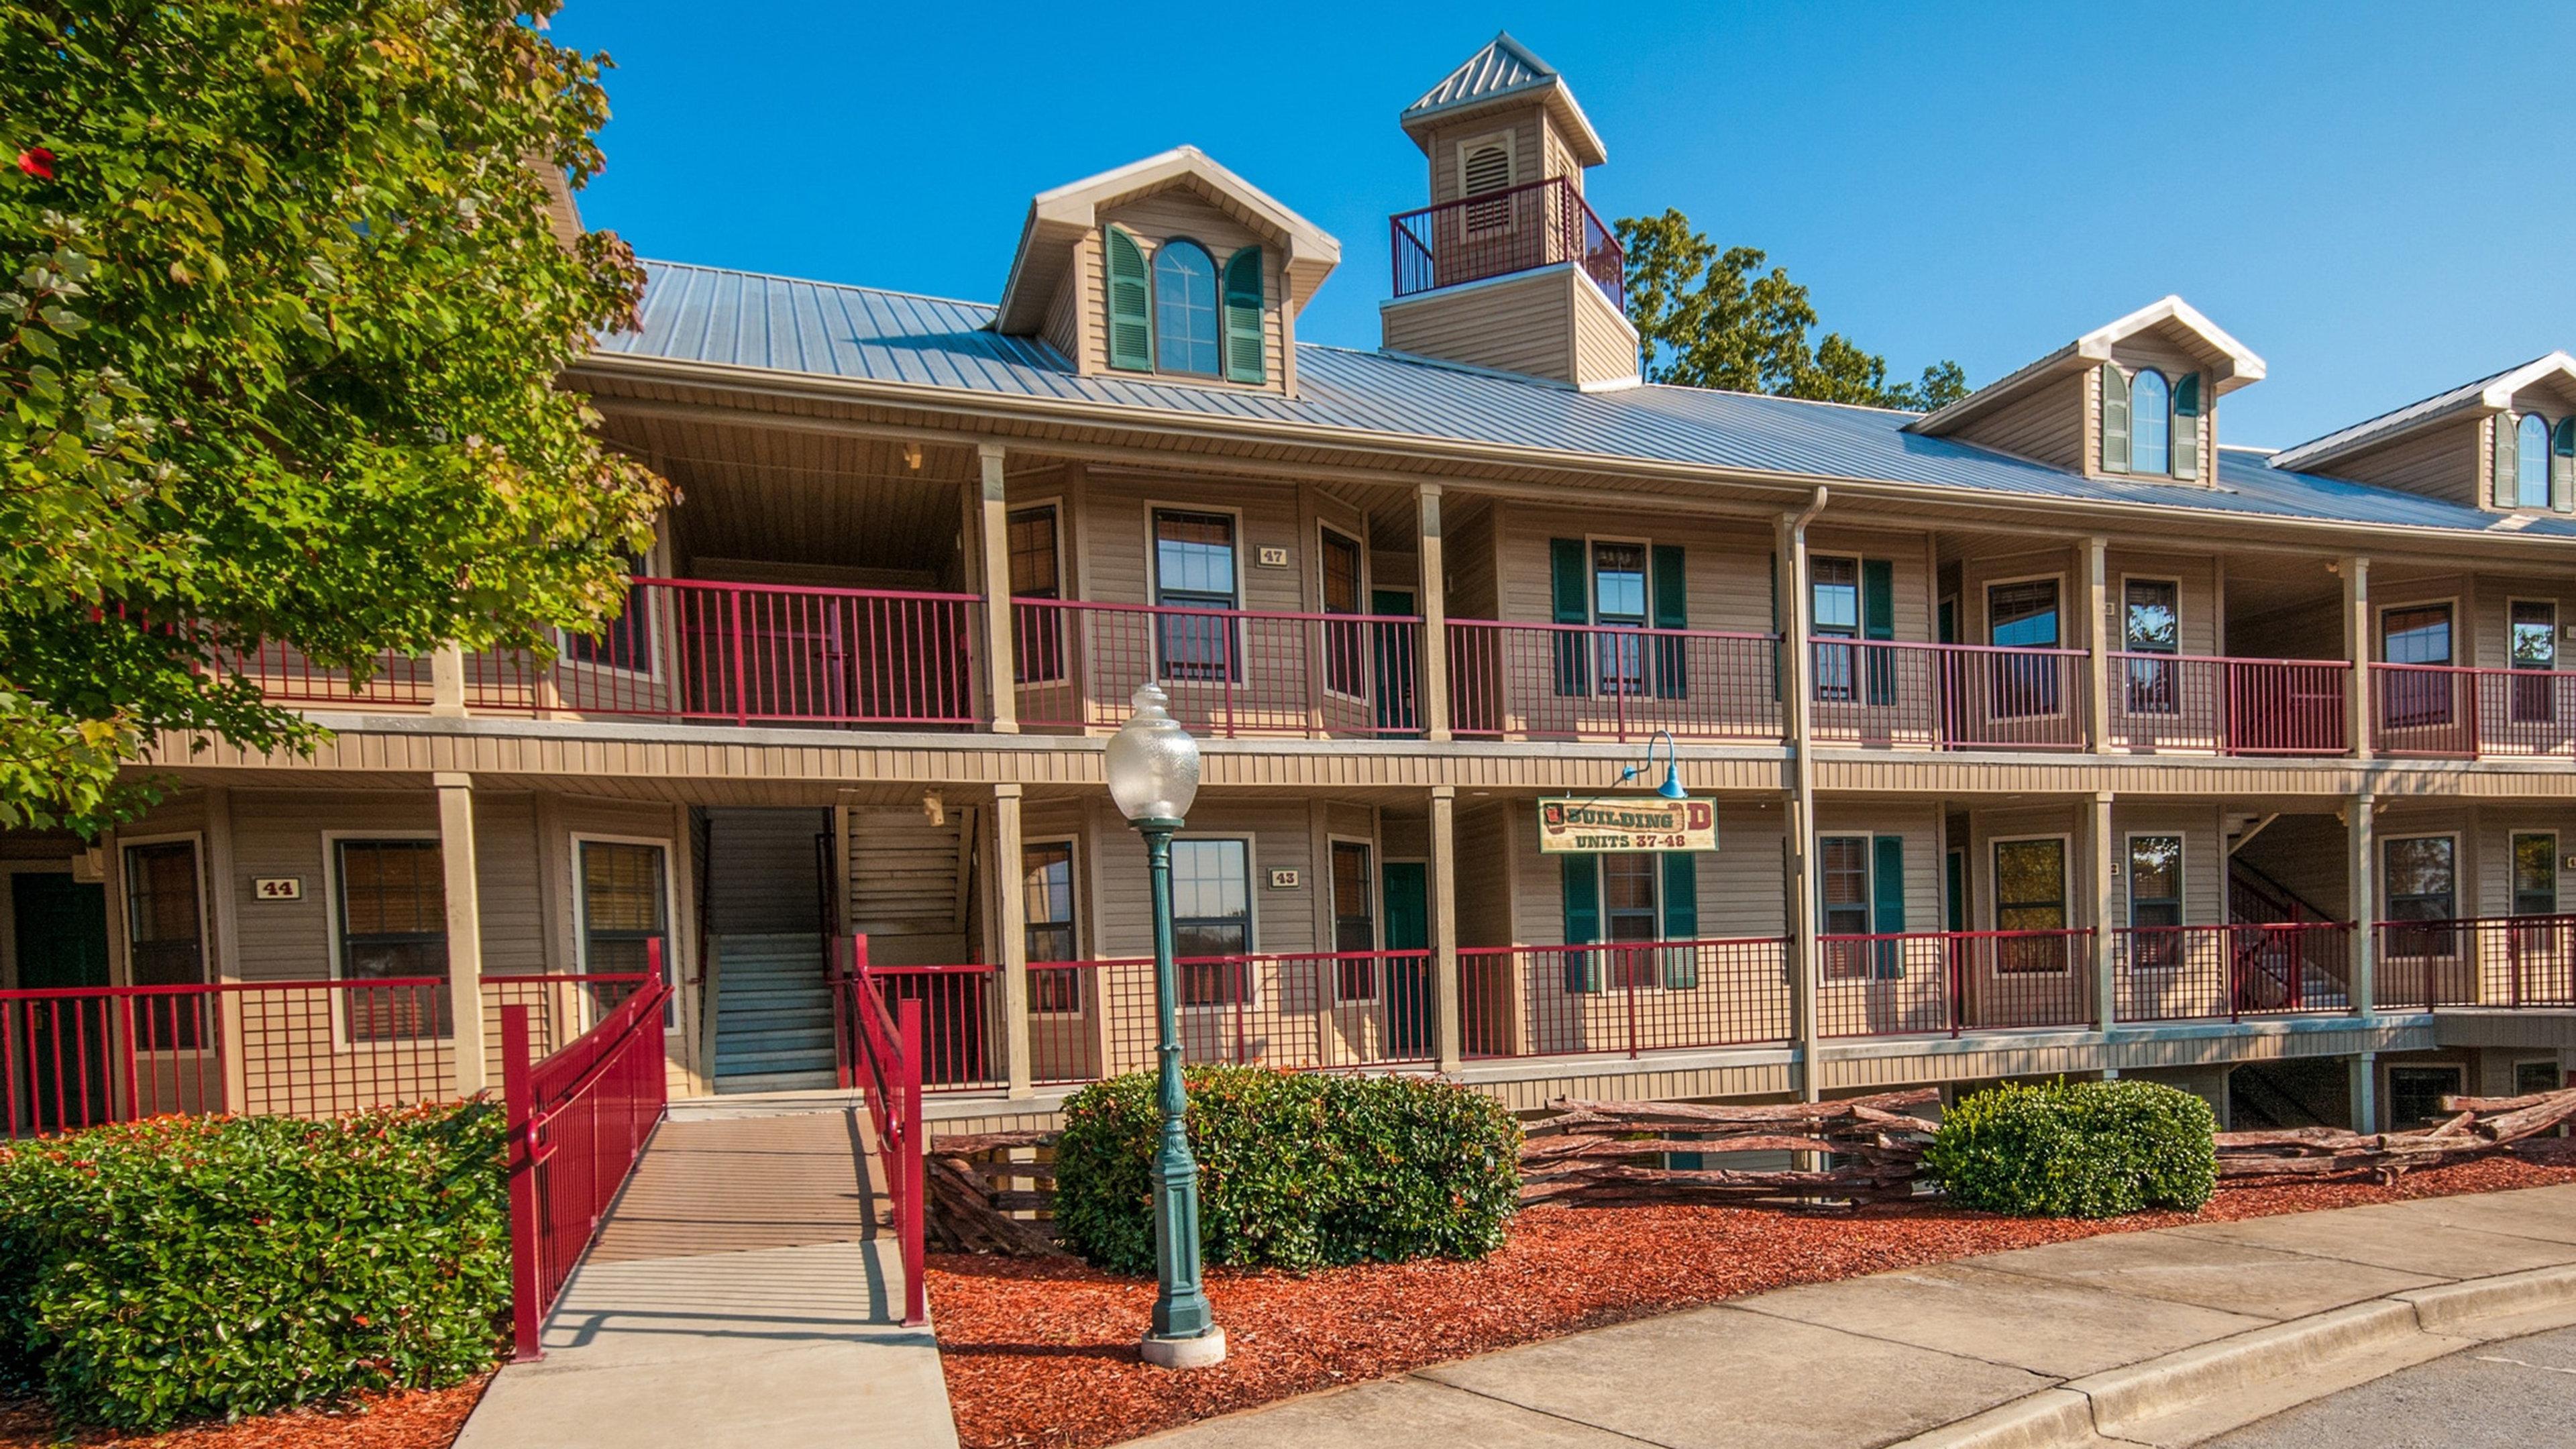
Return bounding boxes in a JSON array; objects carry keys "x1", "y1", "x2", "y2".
[
  {"x1": 1373, "y1": 588, "x2": 1421, "y2": 736},
  {"x1": 1381, "y1": 861, "x2": 1431, "y2": 1055},
  {"x1": 11, "y1": 871, "x2": 113, "y2": 1130}
]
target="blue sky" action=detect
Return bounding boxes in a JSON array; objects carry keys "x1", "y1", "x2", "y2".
[{"x1": 551, "y1": 1, "x2": 2576, "y2": 449}]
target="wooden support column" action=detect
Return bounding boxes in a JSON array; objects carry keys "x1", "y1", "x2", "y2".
[
  {"x1": 435, "y1": 772, "x2": 489, "y2": 1094},
  {"x1": 975, "y1": 442, "x2": 1021, "y2": 734},
  {"x1": 2083, "y1": 537, "x2": 2110, "y2": 750},
  {"x1": 2092, "y1": 790, "x2": 2116, "y2": 1033},
  {"x1": 2343, "y1": 555, "x2": 2371, "y2": 760},
  {"x1": 1417, "y1": 484, "x2": 1452, "y2": 742},
  {"x1": 204, "y1": 786, "x2": 251, "y2": 1114},
  {"x1": 1430, "y1": 785, "x2": 1462, "y2": 1073},
  {"x1": 429, "y1": 645, "x2": 468, "y2": 718},
  {"x1": 994, "y1": 784, "x2": 1031, "y2": 1097},
  {"x1": 2349, "y1": 790, "x2": 2376, "y2": 1020},
  {"x1": 1778, "y1": 492, "x2": 1825, "y2": 1099}
]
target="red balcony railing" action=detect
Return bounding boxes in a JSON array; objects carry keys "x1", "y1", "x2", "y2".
[
  {"x1": 1456, "y1": 938, "x2": 1791, "y2": 1060},
  {"x1": 2106, "y1": 654, "x2": 2351, "y2": 755},
  {"x1": 2373, "y1": 914, "x2": 2576, "y2": 1010},
  {"x1": 1815, "y1": 928, "x2": 2097, "y2": 1037},
  {"x1": 1011, "y1": 598, "x2": 1422, "y2": 739},
  {"x1": 501, "y1": 961, "x2": 672, "y2": 1360},
  {"x1": 1390, "y1": 176, "x2": 1625, "y2": 308},
  {"x1": 2372, "y1": 664, "x2": 2576, "y2": 759},
  {"x1": 1809, "y1": 641, "x2": 2089, "y2": 750},
  {"x1": 1446, "y1": 621, "x2": 1782, "y2": 742},
  {"x1": 226, "y1": 579, "x2": 983, "y2": 727},
  {"x1": 2113, "y1": 922, "x2": 2353, "y2": 1022},
  {"x1": 841, "y1": 948, "x2": 1442, "y2": 1088}
]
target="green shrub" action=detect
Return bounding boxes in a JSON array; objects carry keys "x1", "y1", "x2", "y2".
[
  {"x1": 0, "y1": 1103, "x2": 508, "y2": 1429},
  {"x1": 1054, "y1": 1067, "x2": 1521, "y2": 1273},
  {"x1": 1925, "y1": 1079, "x2": 2218, "y2": 1218}
]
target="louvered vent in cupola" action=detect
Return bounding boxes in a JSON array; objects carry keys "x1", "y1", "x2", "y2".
[{"x1": 1462, "y1": 141, "x2": 1513, "y2": 231}]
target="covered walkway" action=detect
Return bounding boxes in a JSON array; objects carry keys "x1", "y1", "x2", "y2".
[{"x1": 455, "y1": 1104, "x2": 958, "y2": 1449}]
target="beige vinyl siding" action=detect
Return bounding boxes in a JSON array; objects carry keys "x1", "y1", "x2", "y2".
[
  {"x1": 1424, "y1": 109, "x2": 1574, "y2": 205},
  {"x1": 2233, "y1": 814, "x2": 2348, "y2": 920},
  {"x1": 1454, "y1": 802, "x2": 1515, "y2": 949},
  {"x1": 1085, "y1": 193, "x2": 1291, "y2": 396},
  {"x1": 1041, "y1": 235, "x2": 1091, "y2": 369},
  {"x1": 843, "y1": 806, "x2": 967, "y2": 967},
  {"x1": 2105, "y1": 551, "x2": 2223, "y2": 656},
  {"x1": 1381, "y1": 268, "x2": 1575, "y2": 382},
  {"x1": 1956, "y1": 370, "x2": 2088, "y2": 472},
  {"x1": 2316, "y1": 416, "x2": 2483, "y2": 506},
  {"x1": 2101, "y1": 341, "x2": 2217, "y2": 485},
  {"x1": 1500, "y1": 506, "x2": 1778, "y2": 632},
  {"x1": 1570, "y1": 278, "x2": 1640, "y2": 388},
  {"x1": 1811, "y1": 801, "x2": 1946, "y2": 1035},
  {"x1": 1445, "y1": 506, "x2": 1499, "y2": 619}
]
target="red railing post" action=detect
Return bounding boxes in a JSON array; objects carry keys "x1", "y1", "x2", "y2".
[
  {"x1": 896, "y1": 996, "x2": 927, "y2": 1328},
  {"x1": 727, "y1": 588, "x2": 749, "y2": 727},
  {"x1": 502, "y1": 1004, "x2": 543, "y2": 1363}
]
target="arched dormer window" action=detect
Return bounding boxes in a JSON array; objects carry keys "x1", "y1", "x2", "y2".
[
  {"x1": 2131, "y1": 369, "x2": 2171, "y2": 476},
  {"x1": 1151, "y1": 239, "x2": 1221, "y2": 378},
  {"x1": 2518, "y1": 412, "x2": 2552, "y2": 508}
]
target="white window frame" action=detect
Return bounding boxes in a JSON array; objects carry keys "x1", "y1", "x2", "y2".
[
  {"x1": 115, "y1": 829, "x2": 212, "y2": 995},
  {"x1": 1982, "y1": 572, "x2": 2073, "y2": 724},
  {"x1": 556, "y1": 533, "x2": 669, "y2": 683},
  {"x1": 2508, "y1": 596, "x2": 2561, "y2": 669},
  {"x1": 1816, "y1": 833, "x2": 1877, "y2": 981},
  {"x1": 1583, "y1": 531, "x2": 1656, "y2": 702},
  {"x1": 1022, "y1": 835, "x2": 1086, "y2": 1018},
  {"x1": 2379, "y1": 831, "x2": 2463, "y2": 960},
  {"x1": 1144, "y1": 500, "x2": 1251, "y2": 686},
  {"x1": 1172, "y1": 833, "x2": 1256, "y2": 1013},
  {"x1": 2375, "y1": 596, "x2": 2462, "y2": 665},
  {"x1": 321, "y1": 828, "x2": 447, "y2": 1051}
]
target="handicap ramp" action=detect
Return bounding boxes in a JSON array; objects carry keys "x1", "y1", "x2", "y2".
[{"x1": 455, "y1": 1107, "x2": 959, "y2": 1449}]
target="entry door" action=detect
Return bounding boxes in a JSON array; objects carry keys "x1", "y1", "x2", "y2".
[
  {"x1": 1380, "y1": 861, "x2": 1432, "y2": 1055},
  {"x1": 1372, "y1": 588, "x2": 1421, "y2": 735},
  {"x1": 11, "y1": 872, "x2": 112, "y2": 1130}
]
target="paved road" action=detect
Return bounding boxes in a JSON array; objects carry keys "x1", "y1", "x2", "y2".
[{"x1": 2210, "y1": 1324, "x2": 2576, "y2": 1448}]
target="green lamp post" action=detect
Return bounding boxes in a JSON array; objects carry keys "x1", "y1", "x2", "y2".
[{"x1": 1106, "y1": 684, "x2": 1225, "y2": 1368}]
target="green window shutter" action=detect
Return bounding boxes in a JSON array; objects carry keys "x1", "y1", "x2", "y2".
[
  {"x1": 1105, "y1": 226, "x2": 1152, "y2": 372},
  {"x1": 2099, "y1": 363, "x2": 2131, "y2": 474},
  {"x1": 1860, "y1": 557, "x2": 1896, "y2": 706},
  {"x1": 2554, "y1": 419, "x2": 2576, "y2": 513},
  {"x1": 1659, "y1": 853, "x2": 1699, "y2": 988},
  {"x1": 1651, "y1": 543, "x2": 1687, "y2": 699},
  {"x1": 2172, "y1": 372, "x2": 2202, "y2": 481},
  {"x1": 1221, "y1": 246, "x2": 1265, "y2": 384},
  {"x1": 1872, "y1": 835, "x2": 1907, "y2": 979},
  {"x1": 1561, "y1": 853, "x2": 1600, "y2": 992},
  {"x1": 1769, "y1": 556, "x2": 1784, "y2": 703},
  {"x1": 1550, "y1": 537, "x2": 1591, "y2": 696},
  {"x1": 2496, "y1": 413, "x2": 2520, "y2": 509}
]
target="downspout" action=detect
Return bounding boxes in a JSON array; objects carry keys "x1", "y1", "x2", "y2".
[{"x1": 1780, "y1": 487, "x2": 1828, "y2": 1103}]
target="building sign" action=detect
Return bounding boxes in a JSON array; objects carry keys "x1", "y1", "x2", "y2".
[
  {"x1": 1537, "y1": 798, "x2": 1717, "y2": 854},
  {"x1": 254, "y1": 876, "x2": 304, "y2": 900}
]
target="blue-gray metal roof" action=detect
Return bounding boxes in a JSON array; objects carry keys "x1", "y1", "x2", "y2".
[
  {"x1": 595, "y1": 260, "x2": 2576, "y2": 541},
  {"x1": 1404, "y1": 33, "x2": 1560, "y2": 119}
]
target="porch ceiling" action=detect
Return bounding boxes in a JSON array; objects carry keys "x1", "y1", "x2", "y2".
[{"x1": 602, "y1": 412, "x2": 969, "y2": 578}]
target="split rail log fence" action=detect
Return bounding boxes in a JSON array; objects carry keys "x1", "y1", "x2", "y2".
[
  {"x1": 1517, "y1": 1090, "x2": 1939, "y2": 1209},
  {"x1": 916, "y1": 1082, "x2": 2576, "y2": 1252},
  {"x1": 2212, "y1": 1084, "x2": 2576, "y2": 1185}
]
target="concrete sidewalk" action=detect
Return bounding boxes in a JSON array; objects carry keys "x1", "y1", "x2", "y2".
[
  {"x1": 453, "y1": 1106, "x2": 960, "y2": 1449},
  {"x1": 1130, "y1": 1185, "x2": 2576, "y2": 1449}
]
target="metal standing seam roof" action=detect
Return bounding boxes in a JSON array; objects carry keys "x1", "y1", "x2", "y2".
[
  {"x1": 2270, "y1": 352, "x2": 2576, "y2": 472},
  {"x1": 591, "y1": 260, "x2": 2576, "y2": 541},
  {"x1": 1403, "y1": 33, "x2": 1558, "y2": 119}
]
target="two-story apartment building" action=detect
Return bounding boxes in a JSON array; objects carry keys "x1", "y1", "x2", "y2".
[{"x1": 11, "y1": 34, "x2": 2576, "y2": 1136}]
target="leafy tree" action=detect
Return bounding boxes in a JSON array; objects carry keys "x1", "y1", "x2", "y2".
[
  {"x1": 0, "y1": 1, "x2": 669, "y2": 835},
  {"x1": 1616, "y1": 208, "x2": 1969, "y2": 413}
]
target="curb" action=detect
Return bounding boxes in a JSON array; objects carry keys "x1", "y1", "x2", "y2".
[{"x1": 1884, "y1": 1263, "x2": 2576, "y2": 1449}]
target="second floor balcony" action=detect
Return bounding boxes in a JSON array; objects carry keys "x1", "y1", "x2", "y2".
[
  {"x1": 225, "y1": 580, "x2": 2576, "y2": 765},
  {"x1": 1389, "y1": 175, "x2": 1624, "y2": 309}
]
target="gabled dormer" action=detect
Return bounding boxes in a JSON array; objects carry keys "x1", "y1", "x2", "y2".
[
  {"x1": 2271, "y1": 353, "x2": 2576, "y2": 515},
  {"x1": 1905, "y1": 297, "x2": 2264, "y2": 486},
  {"x1": 991, "y1": 147, "x2": 1338, "y2": 397},
  {"x1": 1377, "y1": 34, "x2": 1638, "y2": 390}
]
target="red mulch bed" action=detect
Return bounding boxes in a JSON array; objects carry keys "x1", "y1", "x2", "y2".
[
  {"x1": 930, "y1": 1154, "x2": 2576, "y2": 1449},
  {"x1": 0, "y1": 1376, "x2": 491, "y2": 1449}
]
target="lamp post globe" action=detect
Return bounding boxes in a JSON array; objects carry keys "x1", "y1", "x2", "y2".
[{"x1": 1109, "y1": 686, "x2": 1224, "y2": 1368}]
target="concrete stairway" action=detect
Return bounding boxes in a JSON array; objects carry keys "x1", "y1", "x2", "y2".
[{"x1": 711, "y1": 932, "x2": 838, "y2": 1093}]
